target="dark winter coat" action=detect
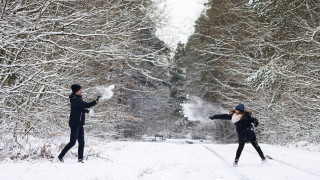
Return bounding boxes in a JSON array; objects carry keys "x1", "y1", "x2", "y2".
[
  {"x1": 210, "y1": 110, "x2": 259, "y2": 143},
  {"x1": 69, "y1": 94, "x2": 96, "y2": 127}
]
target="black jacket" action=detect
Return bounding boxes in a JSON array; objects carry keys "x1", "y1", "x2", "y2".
[
  {"x1": 69, "y1": 94, "x2": 96, "y2": 127},
  {"x1": 210, "y1": 110, "x2": 259, "y2": 143}
]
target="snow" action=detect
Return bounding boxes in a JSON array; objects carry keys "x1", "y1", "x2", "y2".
[
  {"x1": 154, "y1": 0, "x2": 208, "y2": 49},
  {"x1": 1, "y1": 139, "x2": 320, "y2": 180},
  {"x1": 287, "y1": 141, "x2": 320, "y2": 152},
  {"x1": 93, "y1": 84, "x2": 114, "y2": 101},
  {"x1": 182, "y1": 96, "x2": 226, "y2": 122}
]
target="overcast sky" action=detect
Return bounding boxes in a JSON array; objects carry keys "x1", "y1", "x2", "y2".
[{"x1": 155, "y1": 0, "x2": 208, "y2": 50}]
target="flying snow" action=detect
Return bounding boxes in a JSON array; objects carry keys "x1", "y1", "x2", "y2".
[
  {"x1": 182, "y1": 96, "x2": 226, "y2": 122},
  {"x1": 94, "y1": 84, "x2": 115, "y2": 101}
]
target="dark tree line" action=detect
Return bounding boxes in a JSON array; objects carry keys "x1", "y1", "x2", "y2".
[
  {"x1": 1, "y1": 0, "x2": 319, "y2": 161},
  {"x1": 0, "y1": 0, "x2": 179, "y2": 159},
  {"x1": 174, "y1": 0, "x2": 320, "y2": 144}
]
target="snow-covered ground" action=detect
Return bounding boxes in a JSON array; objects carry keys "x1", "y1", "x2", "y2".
[{"x1": 1, "y1": 139, "x2": 320, "y2": 180}]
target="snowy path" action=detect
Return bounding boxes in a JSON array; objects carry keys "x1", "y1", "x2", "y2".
[
  {"x1": 204, "y1": 144, "x2": 320, "y2": 180},
  {"x1": 203, "y1": 146, "x2": 248, "y2": 179},
  {"x1": 1, "y1": 140, "x2": 320, "y2": 180}
]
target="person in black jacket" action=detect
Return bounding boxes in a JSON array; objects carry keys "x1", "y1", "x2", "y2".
[
  {"x1": 209, "y1": 103, "x2": 266, "y2": 166},
  {"x1": 58, "y1": 84, "x2": 99, "y2": 163}
]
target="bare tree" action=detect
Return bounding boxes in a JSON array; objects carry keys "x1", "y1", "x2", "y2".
[
  {"x1": 180, "y1": 0, "x2": 320, "y2": 143},
  {"x1": 0, "y1": 0, "x2": 170, "y2": 159}
]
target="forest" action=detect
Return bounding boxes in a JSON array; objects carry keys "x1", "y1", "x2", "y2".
[{"x1": 1, "y1": 0, "x2": 320, "y2": 160}]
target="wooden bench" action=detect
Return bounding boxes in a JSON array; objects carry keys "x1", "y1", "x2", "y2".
[{"x1": 155, "y1": 134, "x2": 164, "y2": 141}]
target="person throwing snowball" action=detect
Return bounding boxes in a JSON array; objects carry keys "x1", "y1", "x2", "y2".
[
  {"x1": 209, "y1": 103, "x2": 266, "y2": 166},
  {"x1": 58, "y1": 84, "x2": 99, "y2": 163}
]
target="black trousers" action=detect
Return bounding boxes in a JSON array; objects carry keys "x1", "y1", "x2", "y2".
[
  {"x1": 59, "y1": 126, "x2": 85, "y2": 160},
  {"x1": 235, "y1": 139, "x2": 264, "y2": 161}
]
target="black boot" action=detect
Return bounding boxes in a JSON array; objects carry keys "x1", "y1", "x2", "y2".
[
  {"x1": 233, "y1": 159, "x2": 239, "y2": 167},
  {"x1": 58, "y1": 156, "x2": 64, "y2": 163},
  {"x1": 261, "y1": 157, "x2": 267, "y2": 164},
  {"x1": 261, "y1": 155, "x2": 267, "y2": 164}
]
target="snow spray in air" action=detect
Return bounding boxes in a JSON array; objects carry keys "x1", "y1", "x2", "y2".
[
  {"x1": 181, "y1": 96, "x2": 226, "y2": 122},
  {"x1": 94, "y1": 85, "x2": 115, "y2": 101}
]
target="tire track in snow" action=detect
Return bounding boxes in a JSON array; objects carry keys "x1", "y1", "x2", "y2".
[
  {"x1": 202, "y1": 146, "x2": 249, "y2": 180},
  {"x1": 244, "y1": 150, "x2": 320, "y2": 177}
]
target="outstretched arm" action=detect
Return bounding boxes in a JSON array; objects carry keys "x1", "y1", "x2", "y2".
[
  {"x1": 209, "y1": 114, "x2": 232, "y2": 120},
  {"x1": 73, "y1": 98, "x2": 97, "y2": 109},
  {"x1": 83, "y1": 100, "x2": 97, "y2": 108}
]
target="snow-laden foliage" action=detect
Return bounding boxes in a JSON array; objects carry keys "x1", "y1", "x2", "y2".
[
  {"x1": 245, "y1": 59, "x2": 283, "y2": 91},
  {"x1": 0, "y1": 0, "x2": 171, "y2": 159},
  {"x1": 175, "y1": 0, "x2": 320, "y2": 144}
]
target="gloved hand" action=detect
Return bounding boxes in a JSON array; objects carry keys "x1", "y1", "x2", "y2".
[
  {"x1": 209, "y1": 115, "x2": 216, "y2": 120},
  {"x1": 89, "y1": 109, "x2": 94, "y2": 116},
  {"x1": 96, "y1": 96, "x2": 101, "y2": 102},
  {"x1": 254, "y1": 121, "x2": 259, "y2": 127}
]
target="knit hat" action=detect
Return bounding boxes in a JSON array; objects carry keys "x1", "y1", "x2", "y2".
[
  {"x1": 235, "y1": 103, "x2": 245, "y2": 112},
  {"x1": 69, "y1": 84, "x2": 81, "y2": 94}
]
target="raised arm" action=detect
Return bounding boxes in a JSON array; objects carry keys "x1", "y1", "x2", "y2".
[
  {"x1": 73, "y1": 98, "x2": 97, "y2": 109},
  {"x1": 83, "y1": 100, "x2": 97, "y2": 109},
  {"x1": 209, "y1": 114, "x2": 232, "y2": 120}
]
